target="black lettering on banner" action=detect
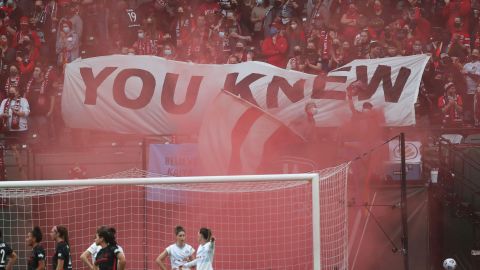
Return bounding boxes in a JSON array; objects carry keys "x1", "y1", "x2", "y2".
[
  {"x1": 355, "y1": 65, "x2": 411, "y2": 102},
  {"x1": 266, "y1": 76, "x2": 305, "y2": 108},
  {"x1": 311, "y1": 73, "x2": 347, "y2": 100},
  {"x1": 80, "y1": 67, "x2": 117, "y2": 105},
  {"x1": 112, "y1": 68, "x2": 155, "y2": 109},
  {"x1": 161, "y1": 73, "x2": 203, "y2": 114},
  {"x1": 223, "y1": 73, "x2": 266, "y2": 106}
]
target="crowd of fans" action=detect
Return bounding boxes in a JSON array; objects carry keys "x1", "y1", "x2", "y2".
[{"x1": 0, "y1": 0, "x2": 478, "y2": 148}]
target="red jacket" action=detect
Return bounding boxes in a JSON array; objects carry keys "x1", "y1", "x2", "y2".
[
  {"x1": 261, "y1": 34, "x2": 288, "y2": 68},
  {"x1": 442, "y1": 0, "x2": 471, "y2": 34}
]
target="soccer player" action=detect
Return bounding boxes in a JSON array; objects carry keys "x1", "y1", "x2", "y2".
[
  {"x1": 50, "y1": 226, "x2": 72, "y2": 270},
  {"x1": 0, "y1": 228, "x2": 17, "y2": 270},
  {"x1": 80, "y1": 226, "x2": 125, "y2": 270},
  {"x1": 155, "y1": 225, "x2": 195, "y2": 270},
  {"x1": 180, "y1": 227, "x2": 215, "y2": 270},
  {"x1": 26, "y1": 226, "x2": 46, "y2": 270},
  {"x1": 94, "y1": 226, "x2": 126, "y2": 270}
]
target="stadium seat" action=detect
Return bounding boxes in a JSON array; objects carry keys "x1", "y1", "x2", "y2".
[
  {"x1": 463, "y1": 134, "x2": 480, "y2": 144},
  {"x1": 441, "y1": 134, "x2": 463, "y2": 144}
]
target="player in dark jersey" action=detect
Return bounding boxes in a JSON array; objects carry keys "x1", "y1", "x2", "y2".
[
  {"x1": 26, "y1": 226, "x2": 46, "y2": 270},
  {"x1": 50, "y1": 226, "x2": 72, "y2": 270},
  {"x1": 94, "y1": 226, "x2": 126, "y2": 270},
  {"x1": 0, "y1": 228, "x2": 17, "y2": 270}
]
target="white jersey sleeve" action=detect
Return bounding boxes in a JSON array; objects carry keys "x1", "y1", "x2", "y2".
[
  {"x1": 116, "y1": 245, "x2": 125, "y2": 257},
  {"x1": 87, "y1": 243, "x2": 97, "y2": 255},
  {"x1": 182, "y1": 242, "x2": 215, "y2": 270}
]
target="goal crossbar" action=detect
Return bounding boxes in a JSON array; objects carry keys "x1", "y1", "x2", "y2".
[{"x1": 0, "y1": 173, "x2": 319, "y2": 188}]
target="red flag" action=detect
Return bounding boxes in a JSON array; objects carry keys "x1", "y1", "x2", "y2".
[{"x1": 198, "y1": 91, "x2": 305, "y2": 175}]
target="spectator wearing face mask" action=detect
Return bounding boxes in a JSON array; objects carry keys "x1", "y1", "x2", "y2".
[
  {"x1": 304, "y1": 40, "x2": 321, "y2": 74},
  {"x1": 261, "y1": 23, "x2": 288, "y2": 68},
  {"x1": 16, "y1": 34, "x2": 40, "y2": 75},
  {"x1": 56, "y1": 20, "x2": 79, "y2": 67},
  {"x1": 263, "y1": 0, "x2": 284, "y2": 37},
  {"x1": 449, "y1": 17, "x2": 471, "y2": 49},
  {"x1": 57, "y1": 3, "x2": 83, "y2": 43},
  {"x1": 162, "y1": 43, "x2": 176, "y2": 60},
  {"x1": 285, "y1": 18, "x2": 305, "y2": 58},
  {"x1": 11, "y1": 16, "x2": 41, "y2": 50},
  {"x1": 443, "y1": 0, "x2": 471, "y2": 36},
  {"x1": 132, "y1": 28, "x2": 159, "y2": 56},
  {"x1": 0, "y1": 85, "x2": 29, "y2": 136},
  {"x1": 3, "y1": 64, "x2": 23, "y2": 100},
  {"x1": 0, "y1": 84, "x2": 29, "y2": 177}
]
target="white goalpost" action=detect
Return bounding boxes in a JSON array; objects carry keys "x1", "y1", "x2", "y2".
[{"x1": 0, "y1": 164, "x2": 349, "y2": 270}]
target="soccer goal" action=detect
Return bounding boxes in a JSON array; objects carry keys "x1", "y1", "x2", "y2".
[{"x1": 0, "y1": 164, "x2": 349, "y2": 270}]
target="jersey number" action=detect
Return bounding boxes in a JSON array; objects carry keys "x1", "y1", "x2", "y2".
[
  {"x1": 127, "y1": 11, "x2": 137, "y2": 23},
  {"x1": 0, "y1": 249, "x2": 6, "y2": 264}
]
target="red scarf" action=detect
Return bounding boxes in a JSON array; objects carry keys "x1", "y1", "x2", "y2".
[
  {"x1": 4, "y1": 76, "x2": 20, "y2": 96},
  {"x1": 4, "y1": 97, "x2": 21, "y2": 130},
  {"x1": 136, "y1": 38, "x2": 159, "y2": 56},
  {"x1": 25, "y1": 66, "x2": 52, "y2": 96}
]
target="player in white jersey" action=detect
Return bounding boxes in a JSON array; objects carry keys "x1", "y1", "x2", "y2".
[
  {"x1": 155, "y1": 226, "x2": 195, "y2": 270},
  {"x1": 80, "y1": 226, "x2": 125, "y2": 270},
  {"x1": 180, "y1": 227, "x2": 215, "y2": 270}
]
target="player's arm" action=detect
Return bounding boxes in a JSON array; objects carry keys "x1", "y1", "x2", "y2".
[
  {"x1": 155, "y1": 249, "x2": 168, "y2": 270},
  {"x1": 188, "y1": 248, "x2": 195, "y2": 262},
  {"x1": 180, "y1": 258, "x2": 198, "y2": 269},
  {"x1": 80, "y1": 249, "x2": 95, "y2": 270},
  {"x1": 5, "y1": 251, "x2": 17, "y2": 270},
  {"x1": 36, "y1": 259, "x2": 45, "y2": 270},
  {"x1": 116, "y1": 252, "x2": 126, "y2": 270},
  {"x1": 56, "y1": 259, "x2": 64, "y2": 270}
]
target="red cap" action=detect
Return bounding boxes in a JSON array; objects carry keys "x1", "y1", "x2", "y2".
[{"x1": 62, "y1": 20, "x2": 73, "y2": 28}]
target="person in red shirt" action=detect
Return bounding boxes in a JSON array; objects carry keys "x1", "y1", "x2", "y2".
[
  {"x1": 438, "y1": 82, "x2": 463, "y2": 125},
  {"x1": 443, "y1": 0, "x2": 471, "y2": 35},
  {"x1": 340, "y1": 3, "x2": 360, "y2": 43},
  {"x1": 261, "y1": 24, "x2": 288, "y2": 68},
  {"x1": 132, "y1": 28, "x2": 160, "y2": 56},
  {"x1": 11, "y1": 16, "x2": 41, "y2": 50}
]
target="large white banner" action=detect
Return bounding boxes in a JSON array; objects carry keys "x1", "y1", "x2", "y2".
[{"x1": 62, "y1": 54, "x2": 429, "y2": 135}]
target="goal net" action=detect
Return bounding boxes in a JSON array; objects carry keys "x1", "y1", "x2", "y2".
[{"x1": 0, "y1": 164, "x2": 349, "y2": 270}]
